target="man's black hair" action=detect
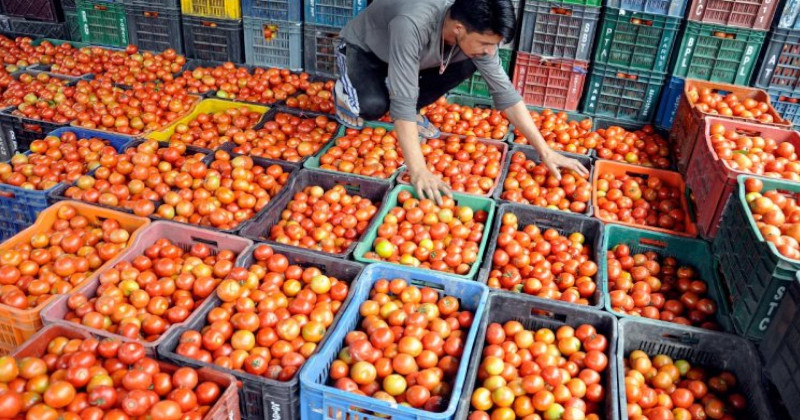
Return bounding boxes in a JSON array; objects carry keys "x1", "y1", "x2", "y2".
[{"x1": 450, "y1": 0, "x2": 516, "y2": 43}]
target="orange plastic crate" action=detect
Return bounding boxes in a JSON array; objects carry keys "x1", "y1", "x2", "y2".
[
  {"x1": 592, "y1": 160, "x2": 698, "y2": 237},
  {"x1": 0, "y1": 201, "x2": 149, "y2": 355}
]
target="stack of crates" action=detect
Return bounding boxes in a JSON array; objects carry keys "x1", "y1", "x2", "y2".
[
  {"x1": 655, "y1": 0, "x2": 777, "y2": 129},
  {"x1": 125, "y1": 0, "x2": 183, "y2": 53},
  {"x1": 583, "y1": 0, "x2": 686, "y2": 122},
  {"x1": 0, "y1": 0, "x2": 75, "y2": 40},
  {"x1": 180, "y1": 0, "x2": 243, "y2": 62},
  {"x1": 510, "y1": 0, "x2": 599, "y2": 111},
  {"x1": 242, "y1": 0, "x2": 302, "y2": 70},
  {"x1": 303, "y1": 0, "x2": 366, "y2": 78},
  {"x1": 755, "y1": 0, "x2": 800, "y2": 127}
]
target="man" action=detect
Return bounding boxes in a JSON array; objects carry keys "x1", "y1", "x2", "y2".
[{"x1": 335, "y1": 0, "x2": 588, "y2": 204}]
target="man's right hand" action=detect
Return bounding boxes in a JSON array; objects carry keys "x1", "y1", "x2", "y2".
[{"x1": 408, "y1": 166, "x2": 452, "y2": 206}]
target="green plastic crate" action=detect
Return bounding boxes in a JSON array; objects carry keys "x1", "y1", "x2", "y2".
[
  {"x1": 452, "y1": 49, "x2": 513, "y2": 99},
  {"x1": 601, "y1": 224, "x2": 733, "y2": 333},
  {"x1": 671, "y1": 21, "x2": 765, "y2": 85},
  {"x1": 76, "y1": 0, "x2": 128, "y2": 47},
  {"x1": 65, "y1": 9, "x2": 81, "y2": 42},
  {"x1": 303, "y1": 121, "x2": 402, "y2": 183},
  {"x1": 353, "y1": 184, "x2": 496, "y2": 280},
  {"x1": 594, "y1": 8, "x2": 681, "y2": 73},
  {"x1": 581, "y1": 64, "x2": 665, "y2": 122}
]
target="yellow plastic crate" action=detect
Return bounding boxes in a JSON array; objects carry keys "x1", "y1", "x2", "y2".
[
  {"x1": 180, "y1": 0, "x2": 241, "y2": 19},
  {"x1": 147, "y1": 98, "x2": 270, "y2": 143}
]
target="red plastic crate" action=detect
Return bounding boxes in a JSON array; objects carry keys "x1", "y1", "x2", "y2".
[
  {"x1": 671, "y1": 79, "x2": 790, "y2": 174},
  {"x1": 687, "y1": 0, "x2": 780, "y2": 30},
  {"x1": 686, "y1": 117, "x2": 800, "y2": 238},
  {"x1": 512, "y1": 52, "x2": 588, "y2": 111}
]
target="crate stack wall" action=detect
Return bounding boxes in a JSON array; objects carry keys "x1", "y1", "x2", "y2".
[
  {"x1": 754, "y1": 0, "x2": 800, "y2": 127},
  {"x1": 180, "y1": 0, "x2": 244, "y2": 62},
  {"x1": 302, "y1": 0, "x2": 365, "y2": 78},
  {"x1": 0, "y1": 0, "x2": 78, "y2": 41}
]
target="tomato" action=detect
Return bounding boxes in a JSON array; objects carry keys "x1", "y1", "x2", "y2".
[{"x1": 149, "y1": 400, "x2": 183, "y2": 420}]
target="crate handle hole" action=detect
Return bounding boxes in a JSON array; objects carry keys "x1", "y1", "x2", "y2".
[
  {"x1": 530, "y1": 308, "x2": 567, "y2": 322},
  {"x1": 550, "y1": 7, "x2": 573, "y2": 16},
  {"x1": 0, "y1": 191, "x2": 15, "y2": 199},
  {"x1": 408, "y1": 278, "x2": 445, "y2": 292},
  {"x1": 712, "y1": 31, "x2": 735, "y2": 40},
  {"x1": 734, "y1": 128, "x2": 762, "y2": 137},
  {"x1": 143, "y1": 11, "x2": 159, "y2": 18},
  {"x1": 625, "y1": 171, "x2": 649, "y2": 180},
  {"x1": 637, "y1": 238, "x2": 668, "y2": 249},
  {"x1": 616, "y1": 72, "x2": 638, "y2": 81},
  {"x1": 202, "y1": 22, "x2": 218, "y2": 28},
  {"x1": 22, "y1": 123, "x2": 43, "y2": 133},
  {"x1": 94, "y1": 5, "x2": 107, "y2": 11},
  {"x1": 629, "y1": 18, "x2": 653, "y2": 26},
  {"x1": 661, "y1": 332, "x2": 699, "y2": 345},
  {"x1": 190, "y1": 236, "x2": 219, "y2": 247}
]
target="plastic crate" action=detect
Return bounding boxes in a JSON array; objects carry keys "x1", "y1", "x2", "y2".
[
  {"x1": 594, "y1": 8, "x2": 681, "y2": 74},
  {"x1": 3, "y1": 17, "x2": 67, "y2": 38},
  {"x1": 607, "y1": 0, "x2": 688, "y2": 17},
  {"x1": 239, "y1": 169, "x2": 392, "y2": 258},
  {"x1": 0, "y1": 0, "x2": 61, "y2": 22},
  {"x1": 353, "y1": 184, "x2": 497, "y2": 280},
  {"x1": 760, "y1": 274, "x2": 800, "y2": 419},
  {"x1": 493, "y1": 146, "x2": 594, "y2": 214},
  {"x1": 581, "y1": 64, "x2": 666, "y2": 122},
  {"x1": 0, "y1": 201, "x2": 149, "y2": 355},
  {"x1": 687, "y1": 117, "x2": 800, "y2": 238},
  {"x1": 617, "y1": 317, "x2": 775, "y2": 420},
  {"x1": 303, "y1": 0, "x2": 366, "y2": 28},
  {"x1": 125, "y1": 3, "x2": 183, "y2": 53},
  {"x1": 13, "y1": 325, "x2": 242, "y2": 419},
  {"x1": 512, "y1": 53, "x2": 588, "y2": 111},
  {"x1": 478, "y1": 203, "x2": 604, "y2": 309},
  {"x1": 0, "y1": 107, "x2": 72, "y2": 158},
  {"x1": 65, "y1": 8, "x2": 81, "y2": 41},
  {"x1": 180, "y1": 0, "x2": 240, "y2": 19},
  {"x1": 243, "y1": 17, "x2": 302, "y2": 71},
  {"x1": 182, "y1": 15, "x2": 244, "y2": 63},
  {"x1": 242, "y1": 0, "x2": 301, "y2": 20},
  {"x1": 159, "y1": 243, "x2": 363, "y2": 420},
  {"x1": 671, "y1": 79, "x2": 789, "y2": 174},
  {"x1": 713, "y1": 176, "x2": 800, "y2": 340},
  {"x1": 687, "y1": 0, "x2": 779, "y2": 30},
  {"x1": 770, "y1": 87, "x2": 800, "y2": 126},
  {"x1": 776, "y1": 0, "x2": 800, "y2": 29},
  {"x1": 41, "y1": 221, "x2": 253, "y2": 355},
  {"x1": 592, "y1": 160, "x2": 698, "y2": 237},
  {"x1": 300, "y1": 263, "x2": 489, "y2": 420},
  {"x1": 452, "y1": 49, "x2": 513, "y2": 99},
  {"x1": 516, "y1": 0, "x2": 601, "y2": 61},
  {"x1": 654, "y1": 76, "x2": 684, "y2": 129},
  {"x1": 303, "y1": 23, "x2": 339, "y2": 79},
  {"x1": 754, "y1": 28, "x2": 800, "y2": 93},
  {"x1": 671, "y1": 21, "x2": 766, "y2": 85},
  {"x1": 76, "y1": 0, "x2": 128, "y2": 47},
  {"x1": 454, "y1": 293, "x2": 619, "y2": 420},
  {"x1": 601, "y1": 224, "x2": 733, "y2": 333}
]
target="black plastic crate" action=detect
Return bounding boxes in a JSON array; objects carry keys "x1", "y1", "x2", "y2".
[
  {"x1": 454, "y1": 293, "x2": 619, "y2": 420},
  {"x1": 478, "y1": 202, "x2": 605, "y2": 309},
  {"x1": 64, "y1": 8, "x2": 81, "y2": 41},
  {"x1": 760, "y1": 275, "x2": 800, "y2": 420},
  {"x1": 618, "y1": 317, "x2": 776, "y2": 419},
  {"x1": 125, "y1": 3, "x2": 183, "y2": 53},
  {"x1": 243, "y1": 17, "x2": 302, "y2": 70},
  {"x1": 0, "y1": 0, "x2": 62, "y2": 22},
  {"x1": 242, "y1": 0, "x2": 301, "y2": 20},
  {"x1": 517, "y1": 0, "x2": 601, "y2": 61},
  {"x1": 3, "y1": 17, "x2": 67, "y2": 38},
  {"x1": 239, "y1": 168, "x2": 392, "y2": 259},
  {"x1": 182, "y1": 15, "x2": 243, "y2": 62},
  {"x1": 0, "y1": 106, "x2": 71, "y2": 156},
  {"x1": 158, "y1": 243, "x2": 364, "y2": 420},
  {"x1": 303, "y1": 23, "x2": 339, "y2": 79}
]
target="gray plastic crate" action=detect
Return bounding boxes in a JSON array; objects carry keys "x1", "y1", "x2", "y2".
[
  {"x1": 517, "y1": 0, "x2": 601, "y2": 61},
  {"x1": 303, "y1": 23, "x2": 339, "y2": 78},
  {"x1": 125, "y1": 3, "x2": 183, "y2": 53},
  {"x1": 760, "y1": 274, "x2": 800, "y2": 420},
  {"x1": 242, "y1": 0, "x2": 301, "y2": 20},
  {"x1": 243, "y1": 17, "x2": 302, "y2": 71},
  {"x1": 182, "y1": 15, "x2": 243, "y2": 62}
]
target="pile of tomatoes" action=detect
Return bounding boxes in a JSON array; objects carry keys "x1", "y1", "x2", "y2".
[
  {"x1": 0, "y1": 204, "x2": 136, "y2": 310},
  {"x1": 688, "y1": 86, "x2": 777, "y2": 124},
  {"x1": 0, "y1": 35, "x2": 43, "y2": 70},
  {"x1": 61, "y1": 140, "x2": 206, "y2": 216},
  {"x1": 63, "y1": 238, "x2": 239, "y2": 341},
  {"x1": 327, "y1": 278, "x2": 473, "y2": 411},
  {"x1": 744, "y1": 177, "x2": 800, "y2": 260},
  {"x1": 0, "y1": 336, "x2": 228, "y2": 420},
  {"x1": 284, "y1": 79, "x2": 335, "y2": 114},
  {"x1": 364, "y1": 190, "x2": 488, "y2": 275},
  {"x1": 421, "y1": 97, "x2": 509, "y2": 140},
  {"x1": 164, "y1": 106, "x2": 264, "y2": 150},
  {"x1": 708, "y1": 122, "x2": 800, "y2": 181},
  {"x1": 468, "y1": 321, "x2": 609, "y2": 420},
  {"x1": 595, "y1": 170, "x2": 690, "y2": 234},
  {"x1": 584, "y1": 125, "x2": 672, "y2": 169},
  {"x1": 269, "y1": 184, "x2": 379, "y2": 254},
  {"x1": 399, "y1": 135, "x2": 503, "y2": 196},
  {"x1": 500, "y1": 151, "x2": 591, "y2": 213},
  {"x1": 228, "y1": 112, "x2": 338, "y2": 162},
  {"x1": 607, "y1": 244, "x2": 720, "y2": 329},
  {"x1": 316, "y1": 125, "x2": 403, "y2": 179},
  {"x1": 3, "y1": 72, "x2": 78, "y2": 123},
  {"x1": 512, "y1": 109, "x2": 595, "y2": 155},
  {"x1": 174, "y1": 244, "x2": 351, "y2": 381},
  {"x1": 0, "y1": 131, "x2": 121, "y2": 190},
  {"x1": 623, "y1": 351, "x2": 748, "y2": 419},
  {"x1": 486, "y1": 212, "x2": 598, "y2": 305},
  {"x1": 50, "y1": 45, "x2": 185, "y2": 85}
]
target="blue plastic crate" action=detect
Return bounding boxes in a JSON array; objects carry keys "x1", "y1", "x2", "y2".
[
  {"x1": 777, "y1": 0, "x2": 800, "y2": 28},
  {"x1": 0, "y1": 127, "x2": 131, "y2": 241},
  {"x1": 607, "y1": 0, "x2": 688, "y2": 17},
  {"x1": 303, "y1": 0, "x2": 366, "y2": 28},
  {"x1": 655, "y1": 76, "x2": 685, "y2": 130},
  {"x1": 242, "y1": 0, "x2": 301, "y2": 20},
  {"x1": 299, "y1": 263, "x2": 489, "y2": 420},
  {"x1": 769, "y1": 88, "x2": 800, "y2": 126}
]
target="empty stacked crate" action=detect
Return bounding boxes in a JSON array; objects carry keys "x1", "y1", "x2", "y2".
[
  {"x1": 511, "y1": 0, "x2": 600, "y2": 111},
  {"x1": 242, "y1": 0, "x2": 303, "y2": 70},
  {"x1": 755, "y1": 1, "x2": 800, "y2": 127},
  {"x1": 125, "y1": 0, "x2": 183, "y2": 53},
  {"x1": 583, "y1": 0, "x2": 685, "y2": 122},
  {"x1": 303, "y1": 0, "x2": 365, "y2": 78},
  {"x1": 180, "y1": 0, "x2": 243, "y2": 62}
]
